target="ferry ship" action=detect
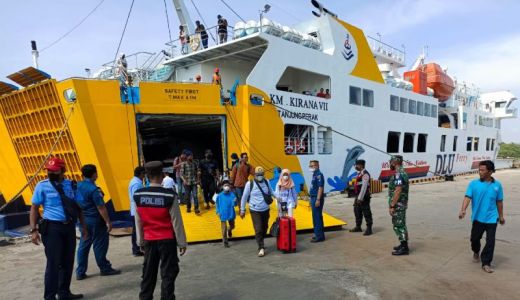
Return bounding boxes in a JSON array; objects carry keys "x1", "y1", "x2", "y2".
[{"x1": 0, "y1": 1, "x2": 516, "y2": 236}]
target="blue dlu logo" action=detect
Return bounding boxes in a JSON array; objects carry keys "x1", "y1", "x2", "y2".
[{"x1": 342, "y1": 34, "x2": 354, "y2": 60}]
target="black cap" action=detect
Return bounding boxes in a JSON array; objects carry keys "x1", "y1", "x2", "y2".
[
  {"x1": 231, "y1": 153, "x2": 238, "y2": 159},
  {"x1": 355, "y1": 159, "x2": 366, "y2": 166},
  {"x1": 145, "y1": 161, "x2": 163, "y2": 171}
]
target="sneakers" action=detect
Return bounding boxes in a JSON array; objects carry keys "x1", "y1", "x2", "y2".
[
  {"x1": 195, "y1": 209, "x2": 200, "y2": 214},
  {"x1": 224, "y1": 242, "x2": 230, "y2": 248},
  {"x1": 473, "y1": 252, "x2": 480, "y2": 263},
  {"x1": 101, "y1": 268, "x2": 122, "y2": 276},
  {"x1": 310, "y1": 237, "x2": 325, "y2": 243},
  {"x1": 258, "y1": 248, "x2": 265, "y2": 257},
  {"x1": 482, "y1": 265, "x2": 494, "y2": 273},
  {"x1": 349, "y1": 227, "x2": 362, "y2": 233}
]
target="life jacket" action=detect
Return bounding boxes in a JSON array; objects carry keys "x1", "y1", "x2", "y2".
[
  {"x1": 134, "y1": 186, "x2": 176, "y2": 241},
  {"x1": 354, "y1": 169, "x2": 371, "y2": 200}
]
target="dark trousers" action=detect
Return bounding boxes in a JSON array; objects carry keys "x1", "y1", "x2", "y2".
[
  {"x1": 76, "y1": 217, "x2": 112, "y2": 276},
  {"x1": 471, "y1": 220, "x2": 497, "y2": 266},
  {"x1": 201, "y1": 37, "x2": 208, "y2": 48},
  {"x1": 310, "y1": 196, "x2": 325, "y2": 241},
  {"x1": 131, "y1": 216, "x2": 140, "y2": 255},
  {"x1": 184, "y1": 184, "x2": 199, "y2": 210},
  {"x1": 41, "y1": 222, "x2": 76, "y2": 300},
  {"x1": 140, "y1": 239, "x2": 180, "y2": 300},
  {"x1": 250, "y1": 210, "x2": 270, "y2": 250},
  {"x1": 353, "y1": 198, "x2": 373, "y2": 227},
  {"x1": 201, "y1": 177, "x2": 216, "y2": 204}
]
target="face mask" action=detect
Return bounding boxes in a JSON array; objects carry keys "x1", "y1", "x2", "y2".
[
  {"x1": 282, "y1": 175, "x2": 289, "y2": 180},
  {"x1": 309, "y1": 167, "x2": 315, "y2": 172},
  {"x1": 48, "y1": 173, "x2": 60, "y2": 182},
  {"x1": 256, "y1": 175, "x2": 264, "y2": 181},
  {"x1": 223, "y1": 186, "x2": 231, "y2": 192}
]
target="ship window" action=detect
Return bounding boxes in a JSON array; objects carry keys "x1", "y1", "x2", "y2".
[
  {"x1": 453, "y1": 136, "x2": 458, "y2": 151},
  {"x1": 317, "y1": 126, "x2": 333, "y2": 154},
  {"x1": 491, "y1": 139, "x2": 495, "y2": 151},
  {"x1": 417, "y1": 101, "x2": 424, "y2": 116},
  {"x1": 474, "y1": 137, "x2": 479, "y2": 151},
  {"x1": 408, "y1": 100, "x2": 417, "y2": 114},
  {"x1": 403, "y1": 133, "x2": 415, "y2": 153},
  {"x1": 400, "y1": 97, "x2": 408, "y2": 113},
  {"x1": 440, "y1": 135, "x2": 447, "y2": 152},
  {"x1": 350, "y1": 86, "x2": 362, "y2": 105},
  {"x1": 362, "y1": 89, "x2": 374, "y2": 107},
  {"x1": 417, "y1": 134, "x2": 427, "y2": 152},
  {"x1": 250, "y1": 94, "x2": 264, "y2": 106},
  {"x1": 390, "y1": 95, "x2": 399, "y2": 111},
  {"x1": 284, "y1": 124, "x2": 314, "y2": 155},
  {"x1": 424, "y1": 103, "x2": 431, "y2": 117},
  {"x1": 431, "y1": 105, "x2": 438, "y2": 118},
  {"x1": 387, "y1": 131, "x2": 400, "y2": 153},
  {"x1": 467, "y1": 137, "x2": 473, "y2": 151},
  {"x1": 276, "y1": 66, "x2": 330, "y2": 97},
  {"x1": 486, "y1": 138, "x2": 490, "y2": 151}
]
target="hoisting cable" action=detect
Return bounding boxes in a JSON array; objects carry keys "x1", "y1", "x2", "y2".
[
  {"x1": 111, "y1": 0, "x2": 136, "y2": 69},
  {"x1": 0, "y1": 103, "x2": 77, "y2": 212},
  {"x1": 264, "y1": 100, "x2": 440, "y2": 177},
  {"x1": 163, "y1": 0, "x2": 174, "y2": 45},
  {"x1": 219, "y1": 0, "x2": 246, "y2": 22},
  {"x1": 41, "y1": 0, "x2": 106, "y2": 52}
]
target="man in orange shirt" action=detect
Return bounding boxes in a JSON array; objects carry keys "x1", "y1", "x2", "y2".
[{"x1": 230, "y1": 152, "x2": 254, "y2": 205}]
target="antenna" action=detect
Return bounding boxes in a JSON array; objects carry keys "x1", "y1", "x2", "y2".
[{"x1": 31, "y1": 40, "x2": 39, "y2": 68}]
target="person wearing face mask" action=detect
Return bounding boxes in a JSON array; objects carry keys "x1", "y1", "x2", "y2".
[
  {"x1": 388, "y1": 155, "x2": 410, "y2": 255},
  {"x1": 215, "y1": 180, "x2": 236, "y2": 248},
  {"x1": 309, "y1": 160, "x2": 325, "y2": 243},
  {"x1": 29, "y1": 157, "x2": 88, "y2": 300},
  {"x1": 240, "y1": 166, "x2": 274, "y2": 257},
  {"x1": 275, "y1": 169, "x2": 298, "y2": 218},
  {"x1": 199, "y1": 149, "x2": 219, "y2": 209},
  {"x1": 180, "y1": 150, "x2": 200, "y2": 214},
  {"x1": 75, "y1": 164, "x2": 121, "y2": 280},
  {"x1": 350, "y1": 160, "x2": 373, "y2": 236}
]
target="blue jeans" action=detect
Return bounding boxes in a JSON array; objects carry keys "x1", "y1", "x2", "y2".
[
  {"x1": 76, "y1": 217, "x2": 112, "y2": 276},
  {"x1": 310, "y1": 196, "x2": 325, "y2": 241},
  {"x1": 184, "y1": 184, "x2": 199, "y2": 210},
  {"x1": 176, "y1": 181, "x2": 185, "y2": 203},
  {"x1": 235, "y1": 187, "x2": 244, "y2": 206}
]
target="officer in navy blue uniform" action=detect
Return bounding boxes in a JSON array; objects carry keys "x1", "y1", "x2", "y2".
[
  {"x1": 309, "y1": 160, "x2": 325, "y2": 242},
  {"x1": 30, "y1": 157, "x2": 87, "y2": 300}
]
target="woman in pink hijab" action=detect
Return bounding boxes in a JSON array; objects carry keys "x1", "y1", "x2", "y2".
[{"x1": 275, "y1": 169, "x2": 298, "y2": 217}]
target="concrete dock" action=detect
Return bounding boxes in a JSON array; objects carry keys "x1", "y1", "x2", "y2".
[{"x1": 1, "y1": 169, "x2": 519, "y2": 299}]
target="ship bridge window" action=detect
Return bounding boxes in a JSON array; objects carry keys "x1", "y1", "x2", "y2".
[
  {"x1": 387, "y1": 131, "x2": 400, "y2": 153},
  {"x1": 431, "y1": 105, "x2": 438, "y2": 118},
  {"x1": 350, "y1": 86, "x2": 362, "y2": 105},
  {"x1": 403, "y1": 133, "x2": 415, "y2": 153},
  {"x1": 424, "y1": 103, "x2": 431, "y2": 117},
  {"x1": 317, "y1": 126, "x2": 333, "y2": 154},
  {"x1": 467, "y1": 137, "x2": 473, "y2": 151},
  {"x1": 276, "y1": 67, "x2": 330, "y2": 98},
  {"x1": 417, "y1": 101, "x2": 424, "y2": 116},
  {"x1": 491, "y1": 139, "x2": 495, "y2": 150},
  {"x1": 453, "y1": 136, "x2": 458, "y2": 151},
  {"x1": 400, "y1": 97, "x2": 408, "y2": 113},
  {"x1": 408, "y1": 100, "x2": 417, "y2": 114},
  {"x1": 417, "y1": 134, "x2": 427, "y2": 152},
  {"x1": 284, "y1": 124, "x2": 314, "y2": 155},
  {"x1": 390, "y1": 95, "x2": 399, "y2": 111},
  {"x1": 473, "y1": 137, "x2": 479, "y2": 151},
  {"x1": 495, "y1": 101, "x2": 507, "y2": 108},
  {"x1": 486, "y1": 138, "x2": 491, "y2": 151},
  {"x1": 362, "y1": 89, "x2": 374, "y2": 107}
]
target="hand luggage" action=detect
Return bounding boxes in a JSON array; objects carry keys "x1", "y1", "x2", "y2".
[{"x1": 277, "y1": 215, "x2": 296, "y2": 253}]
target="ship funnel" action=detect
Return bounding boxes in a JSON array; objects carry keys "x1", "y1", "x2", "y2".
[{"x1": 31, "y1": 40, "x2": 39, "y2": 69}]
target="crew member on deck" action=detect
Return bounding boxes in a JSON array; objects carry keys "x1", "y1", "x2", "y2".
[{"x1": 349, "y1": 159, "x2": 373, "y2": 236}]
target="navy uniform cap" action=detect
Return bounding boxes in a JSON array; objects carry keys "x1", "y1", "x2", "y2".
[{"x1": 390, "y1": 155, "x2": 403, "y2": 162}]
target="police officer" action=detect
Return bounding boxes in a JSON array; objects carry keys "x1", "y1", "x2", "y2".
[
  {"x1": 388, "y1": 155, "x2": 410, "y2": 255},
  {"x1": 75, "y1": 164, "x2": 121, "y2": 280},
  {"x1": 309, "y1": 160, "x2": 325, "y2": 243},
  {"x1": 350, "y1": 159, "x2": 373, "y2": 236},
  {"x1": 134, "y1": 161, "x2": 187, "y2": 299},
  {"x1": 29, "y1": 157, "x2": 87, "y2": 300}
]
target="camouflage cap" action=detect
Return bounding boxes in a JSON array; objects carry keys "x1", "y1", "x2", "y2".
[{"x1": 390, "y1": 155, "x2": 404, "y2": 163}]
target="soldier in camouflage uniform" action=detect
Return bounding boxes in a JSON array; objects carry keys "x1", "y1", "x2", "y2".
[{"x1": 388, "y1": 155, "x2": 410, "y2": 255}]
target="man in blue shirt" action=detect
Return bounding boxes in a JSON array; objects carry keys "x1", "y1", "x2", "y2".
[
  {"x1": 29, "y1": 157, "x2": 87, "y2": 300},
  {"x1": 75, "y1": 164, "x2": 121, "y2": 280},
  {"x1": 459, "y1": 160, "x2": 505, "y2": 273},
  {"x1": 129, "y1": 166, "x2": 145, "y2": 256},
  {"x1": 309, "y1": 160, "x2": 325, "y2": 242}
]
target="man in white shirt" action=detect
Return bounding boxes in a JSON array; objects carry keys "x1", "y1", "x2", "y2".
[{"x1": 162, "y1": 169, "x2": 175, "y2": 190}]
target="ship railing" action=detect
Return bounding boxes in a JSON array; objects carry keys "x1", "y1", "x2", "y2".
[
  {"x1": 165, "y1": 24, "x2": 235, "y2": 57},
  {"x1": 367, "y1": 36, "x2": 405, "y2": 64},
  {"x1": 284, "y1": 136, "x2": 314, "y2": 155}
]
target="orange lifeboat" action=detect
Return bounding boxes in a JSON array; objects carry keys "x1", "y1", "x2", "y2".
[{"x1": 420, "y1": 63, "x2": 455, "y2": 102}]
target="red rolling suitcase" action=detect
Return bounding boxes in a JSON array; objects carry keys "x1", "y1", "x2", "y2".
[{"x1": 277, "y1": 216, "x2": 296, "y2": 253}]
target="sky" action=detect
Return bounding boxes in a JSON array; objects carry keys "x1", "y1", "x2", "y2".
[{"x1": 1, "y1": 0, "x2": 519, "y2": 142}]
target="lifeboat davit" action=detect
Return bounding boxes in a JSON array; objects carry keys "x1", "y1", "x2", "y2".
[{"x1": 420, "y1": 63, "x2": 455, "y2": 102}]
